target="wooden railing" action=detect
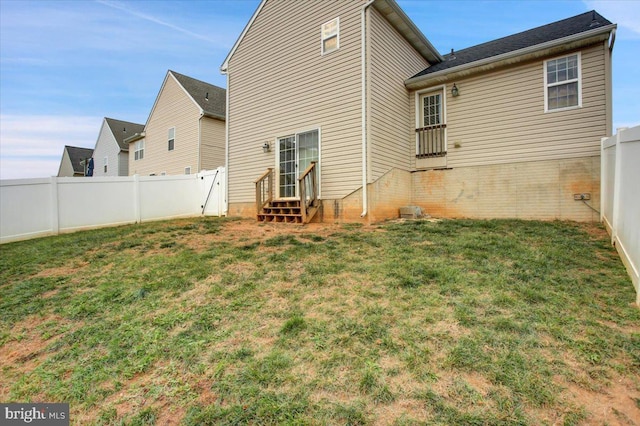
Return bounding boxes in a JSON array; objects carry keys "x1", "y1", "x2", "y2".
[
  {"x1": 298, "y1": 161, "x2": 318, "y2": 223},
  {"x1": 416, "y1": 124, "x2": 447, "y2": 158},
  {"x1": 255, "y1": 168, "x2": 273, "y2": 216}
]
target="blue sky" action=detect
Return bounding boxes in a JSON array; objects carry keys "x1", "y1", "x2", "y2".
[{"x1": 1, "y1": 0, "x2": 638, "y2": 179}]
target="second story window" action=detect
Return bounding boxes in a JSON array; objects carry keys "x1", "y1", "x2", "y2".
[
  {"x1": 134, "y1": 140, "x2": 144, "y2": 160},
  {"x1": 168, "y1": 127, "x2": 175, "y2": 151},
  {"x1": 103, "y1": 156, "x2": 108, "y2": 173},
  {"x1": 545, "y1": 53, "x2": 581, "y2": 112},
  {"x1": 321, "y1": 18, "x2": 339, "y2": 55}
]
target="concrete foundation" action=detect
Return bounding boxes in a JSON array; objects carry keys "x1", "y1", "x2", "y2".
[{"x1": 229, "y1": 156, "x2": 600, "y2": 224}]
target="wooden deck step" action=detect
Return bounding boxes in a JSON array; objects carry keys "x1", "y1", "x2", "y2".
[{"x1": 258, "y1": 200, "x2": 303, "y2": 224}]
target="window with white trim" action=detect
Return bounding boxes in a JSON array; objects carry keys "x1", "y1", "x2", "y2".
[
  {"x1": 321, "y1": 18, "x2": 339, "y2": 55},
  {"x1": 168, "y1": 127, "x2": 175, "y2": 151},
  {"x1": 544, "y1": 53, "x2": 581, "y2": 112},
  {"x1": 416, "y1": 90, "x2": 446, "y2": 157},
  {"x1": 184, "y1": 166, "x2": 191, "y2": 175},
  {"x1": 103, "y1": 156, "x2": 108, "y2": 173},
  {"x1": 134, "y1": 140, "x2": 144, "y2": 160}
]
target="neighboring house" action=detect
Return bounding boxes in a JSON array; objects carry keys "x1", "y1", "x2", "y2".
[
  {"x1": 57, "y1": 145, "x2": 94, "y2": 177},
  {"x1": 92, "y1": 117, "x2": 144, "y2": 177},
  {"x1": 221, "y1": 0, "x2": 615, "y2": 223},
  {"x1": 127, "y1": 70, "x2": 226, "y2": 176}
]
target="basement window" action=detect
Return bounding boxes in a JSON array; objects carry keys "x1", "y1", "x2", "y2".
[
  {"x1": 321, "y1": 18, "x2": 339, "y2": 55},
  {"x1": 544, "y1": 53, "x2": 581, "y2": 112}
]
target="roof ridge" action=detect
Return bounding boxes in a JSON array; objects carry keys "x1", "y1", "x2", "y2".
[
  {"x1": 169, "y1": 70, "x2": 225, "y2": 91},
  {"x1": 451, "y1": 10, "x2": 607, "y2": 56}
]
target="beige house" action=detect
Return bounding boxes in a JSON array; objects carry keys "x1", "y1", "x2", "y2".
[
  {"x1": 57, "y1": 145, "x2": 93, "y2": 177},
  {"x1": 127, "y1": 70, "x2": 225, "y2": 176},
  {"x1": 92, "y1": 117, "x2": 144, "y2": 177},
  {"x1": 222, "y1": 0, "x2": 615, "y2": 223}
]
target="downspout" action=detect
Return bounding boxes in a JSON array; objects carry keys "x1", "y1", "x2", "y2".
[
  {"x1": 222, "y1": 70, "x2": 230, "y2": 216},
  {"x1": 361, "y1": 0, "x2": 375, "y2": 218},
  {"x1": 198, "y1": 113, "x2": 202, "y2": 173}
]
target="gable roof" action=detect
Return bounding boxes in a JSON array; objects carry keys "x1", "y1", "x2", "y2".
[
  {"x1": 408, "y1": 10, "x2": 615, "y2": 84},
  {"x1": 64, "y1": 145, "x2": 93, "y2": 174},
  {"x1": 104, "y1": 117, "x2": 145, "y2": 151},
  {"x1": 170, "y1": 70, "x2": 226, "y2": 120},
  {"x1": 220, "y1": 0, "x2": 443, "y2": 72}
]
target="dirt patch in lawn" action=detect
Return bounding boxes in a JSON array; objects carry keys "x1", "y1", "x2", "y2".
[{"x1": 0, "y1": 314, "x2": 76, "y2": 399}]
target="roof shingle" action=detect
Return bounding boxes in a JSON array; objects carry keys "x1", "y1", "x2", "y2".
[
  {"x1": 104, "y1": 118, "x2": 145, "y2": 151},
  {"x1": 170, "y1": 71, "x2": 226, "y2": 119},
  {"x1": 65, "y1": 146, "x2": 94, "y2": 174},
  {"x1": 412, "y1": 10, "x2": 613, "y2": 79}
]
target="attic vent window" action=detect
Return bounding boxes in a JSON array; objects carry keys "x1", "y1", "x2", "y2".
[
  {"x1": 168, "y1": 127, "x2": 175, "y2": 151},
  {"x1": 321, "y1": 18, "x2": 339, "y2": 55}
]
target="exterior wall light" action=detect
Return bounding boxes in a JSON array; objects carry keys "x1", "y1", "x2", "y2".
[
  {"x1": 451, "y1": 83, "x2": 459, "y2": 97},
  {"x1": 262, "y1": 142, "x2": 271, "y2": 153}
]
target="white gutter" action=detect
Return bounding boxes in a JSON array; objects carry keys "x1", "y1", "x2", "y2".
[
  {"x1": 361, "y1": 0, "x2": 375, "y2": 218},
  {"x1": 405, "y1": 23, "x2": 617, "y2": 89}
]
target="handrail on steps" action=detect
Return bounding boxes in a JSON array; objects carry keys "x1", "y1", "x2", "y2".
[
  {"x1": 298, "y1": 161, "x2": 318, "y2": 223},
  {"x1": 255, "y1": 168, "x2": 273, "y2": 216}
]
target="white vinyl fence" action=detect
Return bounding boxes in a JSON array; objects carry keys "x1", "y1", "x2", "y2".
[
  {"x1": 1, "y1": 167, "x2": 225, "y2": 244},
  {"x1": 601, "y1": 126, "x2": 640, "y2": 304}
]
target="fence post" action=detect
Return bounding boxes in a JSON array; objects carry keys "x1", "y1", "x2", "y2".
[
  {"x1": 133, "y1": 174, "x2": 141, "y2": 223},
  {"x1": 50, "y1": 176, "x2": 59, "y2": 236},
  {"x1": 611, "y1": 129, "x2": 625, "y2": 246},
  {"x1": 600, "y1": 137, "x2": 606, "y2": 224}
]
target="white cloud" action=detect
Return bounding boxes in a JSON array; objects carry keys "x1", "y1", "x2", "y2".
[
  {"x1": 96, "y1": 0, "x2": 224, "y2": 46},
  {"x1": 0, "y1": 115, "x2": 101, "y2": 179},
  {"x1": 585, "y1": 1, "x2": 640, "y2": 38}
]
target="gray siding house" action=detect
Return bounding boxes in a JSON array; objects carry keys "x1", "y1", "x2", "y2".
[{"x1": 92, "y1": 117, "x2": 144, "y2": 177}]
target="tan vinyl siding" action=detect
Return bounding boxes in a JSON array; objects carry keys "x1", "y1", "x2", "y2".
[
  {"x1": 93, "y1": 120, "x2": 121, "y2": 177},
  {"x1": 367, "y1": 7, "x2": 429, "y2": 181},
  {"x1": 410, "y1": 43, "x2": 607, "y2": 169},
  {"x1": 57, "y1": 150, "x2": 75, "y2": 177},
  {"x1": 199, "y1": 117, "x2": 225, "y2": 171},
  {"x1": 129, "y1": 75, "x2": 201, "y2": 176},
  {"x1": 227, "y1": 0, "x2": 363, "y2": 202}
]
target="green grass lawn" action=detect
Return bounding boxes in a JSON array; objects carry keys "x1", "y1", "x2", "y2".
[{"x1": 1, "y1": 217, "x2": 638, "y2": 425}]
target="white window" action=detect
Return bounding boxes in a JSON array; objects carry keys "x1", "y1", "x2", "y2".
[
  {"x1": 184, "y1": 166, "x2": 191, "y2": 175},
  {"x1": 168, "y1": 127, "x2": 175, "y2": 151},
  {"x1": 134, "y1": 140, "x2": 144, "y2": 160},
  {"x1": 544, "y1": 53, "x2": 581, "y2": 112},
  {"x1": 103, "y1": 156, "x2": 108, "y2": 173},
  {"x1": 416, "y1": 90, "x2": 446, "y2": 157},
  {"x1": 321, "y1": 18, "x2": 339, "y2": 55}
]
